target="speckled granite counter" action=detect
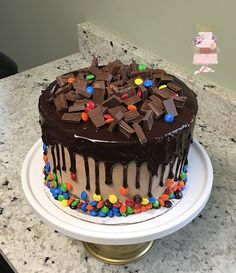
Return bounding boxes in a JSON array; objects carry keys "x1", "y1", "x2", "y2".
[{"x1": 0, "y1": 22, "x2": 235, "y2": 273}]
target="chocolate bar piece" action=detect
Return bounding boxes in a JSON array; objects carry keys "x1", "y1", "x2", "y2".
[
  {"x1": 163, "y1": 99, "x2": 178, "y2": 116},
  {"x1": 62, "y1": 112, "x2": 82, "y2": 123},
  {"x1": 152, "y1": 73, "x2": 163, "y2": 79},
  {"x1": 123, "y1": 110, "x2": 140, "y2": 123},
  {"x1": 73, "y1": 78, "x2": 87, "y2": 92},
  {"x1": 106, "y1": 86, "x2": 115, "y2": 96},
  {"x1": 65, "y1": 90, "x2": 77, "y2": 102},
  {"x1": 56, "y1": 73, "x2": 74, "y2": 87},
  {"x1": 55, "y1": 84, "x2": 72, "y2": 97},
  {"x1": 119, "y1": 65, "x2": 130, "y2": 81},
  {"x1": 149, "y1": 95, "x2": 164, "y2": 109},
  {"x1": 143, "y1": 110, "x2": 154, "y2": 130},
  {"x1": 107, "y1": 111, "x2": 124, "y2": 132},
  {"x1": 104, "y1": 60, "x2": 121, "y2": 75},
  {"x1": 154, "y1": 87, "x2": 176, "y2": 100},
  {"x1": 93, "y1": 88, "x2": 105, "y2": 104},
  {"x1": 173, "y1": 96, "x2": 187, "y2": 108},
  {"x1": 138, "y1": 84, "x2": 148, "y2": 100},
  {"x1": 75, "y1": 89, "x2": 91, "y2": 99},
  {"x1": 74, "y1": 99, "x2": 89, "y2": 105},
  {"x1": 109, "y1": 79, "x2": 124, "y2": 87},
  {"x1": 159, "y1": 74, "x2": 174, "y2": 84},
  {"x1": 102, "y1": 95, "x2": 122, "y2": 108},
  {"x1": 93, "y1": 80, "x2": 105, "y2": 90},
  {"x1": 108, "y1": 105, "x2": 127, "y2": 117},
  {"x1": 132, "y1": 123, "x2": 147, "y2": 144},
  {"x1": 96, "y1": 72, "x2": 113, "y2": 82},
  {"x1": 131, "y1": 70, "x2": 148, "y2": 79},
  {"x1": 87, "y1": 106, "x2": 106, "y2": 128},
  {"x1": 68, "y1": 104, "x2": 85, "y2": 112},
  {"x1": 123, "y1": 95, "x2": 141, "y2": 106},
  {"x1": 148, "y1": 102, "x2": 164, "y2": 119},
  {"x1": 118, "y1": 120, "x2": 135, "y2": 138},
  {"x1": 54, "y1": 94, "x2": 68, "y2": 113},
  {"x1": 131, "y1": 115, "x2": 144, "y2": 124},
  {"x1": 88, "y1": 66, "x2": 100, "y2": 75},
  {"x1": 167, "y1": 82, "x2": 182, "y2": 92},
  {"x1": 140, "y1": 99, "x2": 152, "y2": 113},
  {"x1": 116, "y1": 85, "x2": 136, "y2": 97}
]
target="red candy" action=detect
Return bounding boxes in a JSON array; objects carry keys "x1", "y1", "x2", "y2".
[
  {"x1": 113, "y1": 201, "x2": 122, "y2": 208},
  {"x1": 103, "y1": 114, "x2": 112, "y2": 119},
  {"x1": 121, "y1": 93, "x2": 128, "y2": 100},
  {"x1": 164, "y1": 187, "x2": 173, "y2": 195},
  {"x1": 137, "y1": 90, "x2": 142, "y2": 97},
  {"x1": 86, "y1": 100, "x2": 95, "y2": 110},
  {"x1": 70, "y1": 172, "x2": 76, "y2": 181},
  {"x1": 125, "y1": 198, "x2": 134, "y2": 207}
]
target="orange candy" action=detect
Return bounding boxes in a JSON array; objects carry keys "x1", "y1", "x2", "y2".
[
  {"x1": 134, "y1": 207, "x2": 141, "y2": 214},
  {"x1": 67, "y1": 197, "x2": 74, "y2": 206},
  {"x1": 48, "y1": 172, "x2": 53, "y2": 181},
  {"x1": 120, "y1": 205, "x2": 127, "y2": 213},
  {"x1": 176, "y1": 186, "x2": 182, "y2": 192},
  {"x1": 105, "y1": 118, "x2": 114, "y2": 124},
  {"x1": 67, "y1": 77, "x2": 75, "y2": 84},
  {"x1": 145, "y1": 203, "x2": 153, "y2": 210},
  {"x1": 158, "y1": 198, "x2": 165, "y2": 207},
  {"x1": 43, "y1": 155, "x2": 48, "y2": 162},
  {"x1": 172, "y1": 184, "x2": 178, "y2": 192},
  {"x1": 160, "y1": 194, "x2": 169, "y2": 201},
  {"x1": 165, "y1": 179, "x2": 174, "y2": 186},
  {"x1": 97, "y1": 201, "x2": 104, "y2": 209},
  {"x1": 87, "y1": 204, "x2": 93, "y2": 211},
  {"x1": 119, "y1": 187, "x2": 129, "y2": 195},
  {"x1": 50, "y1": 181, "x2": 54, "y2": 188},
  {"x1": 127, "y1": 104, "x2": 137, "y2": 111},
  {"x1": 178, "y1": 180, "x2": 185, "y2": 187},
  {"x1": 81, "y1": 112, "x2": 89, "y2": 122},
  {"x1": 141, "y1": 206, "x2": 147, "y2": 212},
  {"x1": 66, "y1": 182, "x2": 73, "y2": 191},
  {"x1": 44, "y1": 180, "x2": 47, "y2": 186}
]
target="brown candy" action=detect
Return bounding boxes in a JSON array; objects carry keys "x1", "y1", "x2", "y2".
[
  {"x1": 149, "y1": 95, "x2": 164, "y2": 109},
  {"x1": 108, "y1": 105, "x2": 127, "y2": 117},
  {"x1": 116, "y1": 85, "x2": 136, "y2": 97},
  {"x1": 56, "y1": 73, "x2": 74, "y2": 87},
  {"x1": 154, "y1": 87, "x2": 176, "y2": 100},
  {"x1": 55, "y1": 84, "x2": 72, "y2": 97},
  {"x1": 93, "y1": 88, "x2": 105, "y2": 104},
  {"x1": 73, "y1": 78, "x2": 87, "y2": 92}
]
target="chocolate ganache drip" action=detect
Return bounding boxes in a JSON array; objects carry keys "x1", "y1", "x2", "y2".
[{"x1": 39, "y1": 58, "x2": 197, "y2": 195}]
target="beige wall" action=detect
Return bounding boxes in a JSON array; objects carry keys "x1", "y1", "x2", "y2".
[{"x1": 1, "y1": 0, "x2": 235, "y2": 90}]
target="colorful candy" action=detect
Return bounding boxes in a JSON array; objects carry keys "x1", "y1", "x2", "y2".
[
  {"x1": 137, "y1": 64, "x2": 147, "y2": 71},
  {"x1": 85, "y1": 86, "x2": 94, "y2": 95},
  {"x1": 109, "y1": 194, "x2": 118, "y2": 204},
  {"x1": 85, "y1": 74, "x2": 95, "y2": 80},
  {"x1": 127, "y1": 104, "x2": 137, "y2": 111},
  {"x1": 93, "y1": 193, "x2": 102, "y2": 202},
  {"x1": 81, "y1": 112, "x2": 89, "y2": 122},
  {"x1": 143, "y1": 79, "x2": 153, "y2": 88},
  {"x1": 159, "y1": 84, "x2": 167, "y2": 90},
  {"x1": 164, "y1": 113, "x2": 174, "y2": 123},
  {"x1": 119, "y1": 187, "x2": 129, "y2": 195},
  {"x1": 134, "y1": 78, "x2": 143, "y2": 86}
]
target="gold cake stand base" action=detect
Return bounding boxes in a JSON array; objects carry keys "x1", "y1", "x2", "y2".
[{"x1": 83, "y1": 240, "x2": 155, "y2": 264}]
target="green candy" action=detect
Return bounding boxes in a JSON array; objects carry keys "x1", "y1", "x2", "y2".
[
  {"x1": 60, "y1": 183, "x2": 67, "y2": 192},
  {"x1": 101, "y1": 206, "x2": 109, "y2": 214},
  {"x1": 71, "y1": 199, "x2": 79, "y2": 207},
  {"x1": 53, "y1": 180, "x2": 58, "y2": 188},
  {"x1": 121, "y1": 212, "x2": 127, "y2": 217},
  {"x1": 52, "y1": 172, "x2": 57, "y2": 181},
  {"x1": 137, "y1": 64, "x2": 147, "y2": 71},
  {"x1": 85, "y1": 74, "x2": 95, "y2": 80},
  {"x1": 127, "y1": 206, "x2": 134, "y2": 214},
  {"x1": 58, "y1": 194, "x2": 64, "y2": 202},
  {"x1": 153, "y1": 200, "x2": 160, "y2": 208},
  {"x1": 180, "y1": 171, "x2": 187, "y2": 180},
  {"x1": 169, "y1": 192, "x2": 175, "y2": 199}
]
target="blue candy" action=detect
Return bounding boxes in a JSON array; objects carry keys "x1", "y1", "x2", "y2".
[
  {"x1": 81, "y1": 191, "x2": 87, "y2": 201},
  {"x1": 89, "y1": 210, "x2": 98, "y2": 217},
  {"x1": 50, "y1": 188, "x2": 56, "y2": 193},
  {"x1": 164, "y1": 113, "x2": 174, "y2": 123},
  {"x1": 43, "y1": 143, "x2": 47, "y2": 152},
  {"x1": 112, "y1": 206, "x2": 119, "y2": 212},
  {"x1": 181, "y1": 186, "x2": 185, "y2": 191},
  {"x1": 45, "y1": 162, "x2": 50, "y2": 173},
  {"x1": 98, "y1": 211, "x2": 107, "y2": 217},
  {"x1": 63, "y1": 192, "x2": 69, "y2": 200},
  {"x1": 184, "y1": 177, "x2": 188, "y2": 183},
  {"x1": 113, "y1": 211, "x2": 121, "y2": 217},
  {"x1": 81, "y1": 203, "x2": 87, "y2": 212},
  {"x1": 143, "y1": 79, "x2": 153, "y2": 88},
  {"x1": 57, "y1": 188, "x2": 63, "y2": 195},
  {"x1": 54, "y1": 189, "x2": 60, "y2": 195},
  {"x1": 85, "y1": 86, "x2": 94, "y2": 95},
  {"x1": 52, "y1": 193, "x2": 59, "y2": 199},
  {"x1": 90, "y1": 201, "x2": 97, "y2": 207},
  {"x1": 47, "y1": 181, "x2": 51, "y2": 188},
  {"x1": 183, "y1": 165, "x2": 188, "y2": 172},
  {"x1": 149, "y1": 196, "x2": 156, "y2": 204},
  {"x1": 108, "y1": 210, "x2": 114, "y2": 218}
]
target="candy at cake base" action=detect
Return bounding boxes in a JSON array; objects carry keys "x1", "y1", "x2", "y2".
[{"x1": 39, "y1": 58, "x2": 197, "y2": 217}]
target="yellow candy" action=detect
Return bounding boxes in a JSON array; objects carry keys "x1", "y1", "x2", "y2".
[
  {"x1": 134, "y1": 78, "x2": 143, "y2": 86},
  {"x1": 109, "y1": 194, "x2": 118, "y2": 204},
  {"x1": 61, "y1": 200, "x2": 69, "y2": 207},
  {"x1": 159, "y1": 84, "x2": 167, "y2": 90},
  {"x1": 141, "y1": 198, "x2": 149, "y2": 205},
  {"x1": 93, "y1": 193, "x2": 102, "y2": 202}
]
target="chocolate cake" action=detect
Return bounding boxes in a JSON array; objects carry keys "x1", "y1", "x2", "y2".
[{"x1": 39, "y1": 58, "x2": 198, "y2": 217}]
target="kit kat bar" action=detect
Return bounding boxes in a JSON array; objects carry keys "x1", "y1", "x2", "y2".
[
  {"x1": 143, "y1": 110, "x2": 154, "y2": 130},
  {"x1": 68, "y1": 104, "x2": 85, "y2": 112},
  {"x1": 61, "y1": 112, "x2": 82, "y2": 123},
  {"x1": 54, "y1": 94, "x2": 68, "y2": 113},
  {"x1": 123, "y1": 95, "x2": 141, "y2": 106},
  {"x1": 123, "y1": 110, "x2": 140, "y2": 123},
  {"x1": 173, "y1": 96, "x2": 187, "y2": 108},
  {"x1": 167, "y1": 82, "x2": 182, "y2": 92},
  {"x1": 118, "y1": 120, "x2": 135, "y2": 138},
  {"x1": 107, "y1": 111, "x2": 124, "y2": 132},
  {"x1": 108, "y1": 105, "x2": 127, "y2": 117},
  {"x1": 132, "y1": 123, "x2": 147, "y2": 144},
  {"x1": 87, "y1": 106, "x2": 106, "y2": 128},
  {"x1": 163, "y1": 99, "x2": 178, "y2": 116},
  {"x1": 73, "y1": 78, "x2": 87, "y2": 92},
  {"x1": 54, "y1": 84, "x2": 72, "y2": 97},
  {"x1": 102, "y1": 95, "x2": 122, "y2": 108},
  {"x1": 149, "y1": 95, "x2": 164, "y2": 109},
  {"x1": 148, "y1": 101, "x2": 164, "y2": 119}
]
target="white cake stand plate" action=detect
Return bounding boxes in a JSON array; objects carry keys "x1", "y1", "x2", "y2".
[{"x1": 21, "y1": 139, "x2": 213, "y2": 263}]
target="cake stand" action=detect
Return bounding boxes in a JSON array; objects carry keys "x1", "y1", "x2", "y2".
[{"x1": 21, "y1": 139, "x2": 213, "y2": 264}]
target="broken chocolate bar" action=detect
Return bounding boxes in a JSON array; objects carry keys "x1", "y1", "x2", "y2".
[
  {"x1": 108, "y1": 105, "x2": 127, "y2": 117},
  {"x1": 93, "y1": 88, "x2": 105, "y2": 104},
  {"x1": 102, "y1": 95, "x2": 122, "y2": 108},
  {"x1": 116, "y1": 85, "x2": 136, "y2": 97},
  {"x1": 55, "y1": 84, "x2": 72, "y2": 97},
  {"x1": 154, "y1": 87, "x2": 176, "y2": 100},
  {"x1": 123, "y1": 110, "x2": 140, "y2": 123},
  {"x1": 118, "y1": 120, "x2": 135, "y2": 138},
  {"x1": 167, "y1": 82, "x2": 182, "y2": 92},
  {"x1": 87, "y1": 106, "x2": 106, "y2": 128},
  {"x1": 56, "y1": 73, "x2": 74, "y2": 87},
  {"x1": 140, "y1": 99, "x2": 152, "y2": 113},
  {"x1": 62, "y1": 112, "x2": 82, "y2": 123},
  {"x1": 173, "y1": 96, "x2": 187, "y2": 108},
  {"x1": 163, "y1": 99, "x2": 178, "y2": 117},
  {"x1": 132, "y1": 123, "x2": 147, "y2": 144},
  {"x1": 148, "y1": 101, "x2": 164, "y2": 119},
  {"x1": 65, "y1": 91, "x2": 77, "y2": 102},
  {"x1": 54, "y1": 94, "x2": 68, "y2": 113},
  {"x1": 73, "y1": 78, "x2": 87, "y2": 92},
  {"x1": 68, "y1": 104, "x2": 85, "y2": 112},
  {"x1": 143, "y1": 110, "x2": 154, "y2": 130},
  {"x1": 131, "y1": 70, "x2": 148, "y2": 79},
  {"x1": 107, "y1": 111, "x2": 124, "y2": 132},
  {"x1": 149, "y1": 95, "x2": 164, "y2": 109},
  {"x1": 96, "y1": 72, "x2": 113, "y2": 82},
  {"x1": 123, "y1": 95, "x2": 141, "y2": 106}
]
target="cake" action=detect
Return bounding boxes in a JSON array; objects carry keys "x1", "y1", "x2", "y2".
[{"x1": 39, "y1": 57, "x2": 198, "y2": 217}]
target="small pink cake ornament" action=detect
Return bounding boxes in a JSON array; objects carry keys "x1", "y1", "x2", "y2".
[{"x1": 193, "y1": 32, "x2": 218, "y2": 75}]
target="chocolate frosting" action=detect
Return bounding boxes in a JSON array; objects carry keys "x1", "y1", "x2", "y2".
[{"x1": 39, "y1": 62, "x2": 198, "y2": 193}]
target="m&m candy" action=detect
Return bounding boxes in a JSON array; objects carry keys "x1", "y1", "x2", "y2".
[
  {"x1": 137, "y1": 64, "x2": 147, "y2": 71},
  {"x1": 143, "y1": 79, "x2": 153, "y2": 88},
  {"x1": 85, "y1": 86, "x2": 94, "y2": 95},
  {"x1": 164, "y1": 113, "x2": 174, "y2": 123}
]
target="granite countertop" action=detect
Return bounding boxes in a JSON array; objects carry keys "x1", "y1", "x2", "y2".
[{"x1": 0, "y1": 22, "x2": 235, "y2": 273}]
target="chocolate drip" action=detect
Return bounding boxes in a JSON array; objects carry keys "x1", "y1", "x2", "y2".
[
  {"x1": 84, "y1": 156, "x2": 90, "y2": 190},
  {"x1": 68, "y1": 149, "x2": 76, "y2": 173},
  {"x1": 159, "y1": 165, "x2": 166, "y2": 187},
  {"x1": 61, "y1": 146, "x2": 66, "y2": 171},
  {"x1": 148, "y1": 173, "x2": 153, "y2": 196},
  {"x1": 168, "y1": 157, "x2": 175, "y2": 179},
  {"x1": 174, "y1": 156, "x2": 182, "y2": 181},
  {"x1": 123, "y1": 165, "x2": 128, "y2": 188},
  {"x1": 55, "y1": 143, "x2": 61, "y2": 175},
  {"x1": 135, "y1": 164, "x2": 141, "y2": 189},
  {"x1": 51, "y1": 145, "x2": 56, "y2": 172},
  {"x1": 105, "y1": 162, "x2": 113, "y2": 185},
  {"x1": 95, "y1": 161, "x2": 100, "y2": 194}
]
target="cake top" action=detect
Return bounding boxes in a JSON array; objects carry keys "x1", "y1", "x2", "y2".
[{"x1": 39, "y1": 58, "x2": 197, "y2": 144}]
